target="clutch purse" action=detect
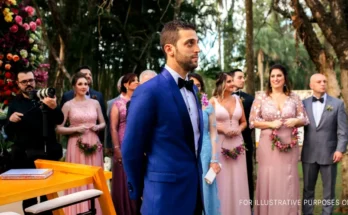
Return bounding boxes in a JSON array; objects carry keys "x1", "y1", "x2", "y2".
[{"x1": 204, "y1": 163, "x2": 222, "y2": 184}]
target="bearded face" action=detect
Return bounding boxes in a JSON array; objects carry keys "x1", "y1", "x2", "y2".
[{"x1": 17, "y1": 72, "x2": 36, "y2": 96}]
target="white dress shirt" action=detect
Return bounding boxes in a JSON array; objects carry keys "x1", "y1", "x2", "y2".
[
  {"x1": 312, "y1": 93, "x2": 327, "y2": 127},
  {"x1": 165, "y1": 65, "x2": 200, "y2": 154}
]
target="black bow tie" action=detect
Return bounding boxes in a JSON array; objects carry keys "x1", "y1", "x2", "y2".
[
  {"x1": 312, "y1": 97, "x2": 324, "y2": 103},
  {"x1": 232, "y1": 91, "x2": 240, "y2": 96},
  {"x1": 178, "y1": 78, "x2": 194, "y2": 92}
]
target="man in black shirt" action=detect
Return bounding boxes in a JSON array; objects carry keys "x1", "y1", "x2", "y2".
[
  {"x1": 5, "y1": 70, "x2": 64, "y2": 215},
  {"x1": 229, "y1": 69, "x2": 255, "y2": 208}
]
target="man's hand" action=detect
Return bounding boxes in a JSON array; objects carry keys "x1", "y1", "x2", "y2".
[
  {"x1": 9, "y1": 112, "x2": 23, "y2": 123},
  {"x1": 333, "y1": 151, "x2": 343, "y2": 163},
  {"x1": 42, "y1": 97, "x2": 57, "y2": 109}
]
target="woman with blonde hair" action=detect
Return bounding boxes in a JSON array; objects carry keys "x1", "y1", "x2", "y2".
[{"x1": 210, "y1": 72, "x2": 251, "y2": 215}]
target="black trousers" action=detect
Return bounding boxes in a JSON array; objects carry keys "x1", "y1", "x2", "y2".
[
  {"x1": 194, "y1": 185, "x2": 203, "y2": 215},
  {"x1": 245, "y1": 142, "x2": 254, "y2": 208}
]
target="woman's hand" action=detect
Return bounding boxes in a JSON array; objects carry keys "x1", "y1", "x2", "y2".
[
  {"x1": 226, "y1": 128, "x2": 241, "y2": 137},
  {"x1": 217, "y1": 124, "x2": 228, "y2": 135},
  {"x1": 90, "y1": 125, "x2": 100, "y2": 132},
  {"x1": 270, "y1": 120, "x2": 282, "y2": 129},
  {"x1": 210, "y1": 162, "x2": 221, "y2": 174},
  {"x1": 75, "y1": 125, "x2": 91, "y2": 134},
  {"x1": 114, "y1": 147, "x2": 122, "y2": 165},
  {"x1": 283, "y1": 118, "x2": 299, "y2": 128}
]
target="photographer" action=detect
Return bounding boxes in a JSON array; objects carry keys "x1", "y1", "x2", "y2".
[{"x1": 5, "y1": 70, "x2": 63, "y2": 215}]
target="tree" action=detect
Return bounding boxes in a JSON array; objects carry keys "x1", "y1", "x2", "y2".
[{"x1": 245, "y1": 0, "x2": 254, "y2": 94}]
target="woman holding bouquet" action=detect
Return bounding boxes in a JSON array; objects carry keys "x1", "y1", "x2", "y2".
[
  {"x1": 189, "y1": 73, "x2": 221, "y2": 215},
  {"x1": 249, "y1": 64, "x2": 309, "y2": 215},
  {"x1": 110, "y1": 73, "x2": 139, "y2": 215},
  {"x1": 210, "y1": 72, "x2": 250, "y2": 215},
  {"x1": 57, "y1": 72, "x2": 106, "y2": 215}
]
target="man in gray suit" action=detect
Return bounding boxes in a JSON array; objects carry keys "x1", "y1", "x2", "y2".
[
  {"x1": 104, "y1": 76, "x2": 124, "y2": 152},
  {"x1": 302, "y1": 73, "x2": 348, "y2": 215}
]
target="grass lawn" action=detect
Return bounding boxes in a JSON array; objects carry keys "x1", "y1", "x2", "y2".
[{"x1": 298, "y1": 162, "x2": 343, "y2": 215}]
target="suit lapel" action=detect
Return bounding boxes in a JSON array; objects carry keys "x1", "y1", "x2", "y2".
[
  {"x1": 161, "y1": 69, "x2": 195, "y2": 153},
  {"x1": 305, "y1": 98, "x2": 316, "y2": 129},
  {"x1": 317, "y1": 96, "x2": 332, "y2": 130},
  {"x1": 193, "y1": 86, "x2": 204, "y2": 155}
]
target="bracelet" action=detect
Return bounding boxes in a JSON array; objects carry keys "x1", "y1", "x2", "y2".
[{"x1": 210, "y1": 159, "x2": 219, "y2": 163}]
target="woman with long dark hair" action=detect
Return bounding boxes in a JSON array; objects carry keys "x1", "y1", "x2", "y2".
[
  {"x1": 57, "y1": 72, "x2": 106, "y2": 215},
  {"x1": 249, "y1": 64, "x2": 309, "y2": 215},
  {"x1": 110, "y1": 73, "x2": 139, "y2": 215}
]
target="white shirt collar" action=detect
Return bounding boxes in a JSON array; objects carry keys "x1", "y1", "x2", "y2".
[{"x1": 165, "y1": 65, "x2": 189, "y2": 84}]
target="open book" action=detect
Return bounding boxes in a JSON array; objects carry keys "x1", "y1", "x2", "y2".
[{"x1": 0, "y1": 169, "x2": 53, "y2": 180}]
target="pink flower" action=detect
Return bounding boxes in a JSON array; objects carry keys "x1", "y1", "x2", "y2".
[
  {"x1": 15, "y1": 15, "x2": 22, "y2": 25},
  {"x1": 9, "y1": 24, "x2": 18, "y2": 33},
  {"x1": 29, "y1": 21, "x2": 37, "y2": 31},
  {"x1": 25, "y1": 6, "x2": 35, "y2": 17},
  {"x1": 22, "y1": 23, "x2": 30, "y2": 31},
  {"x1": 36, "y1": 18, "x2": 41, "y2": 26}
]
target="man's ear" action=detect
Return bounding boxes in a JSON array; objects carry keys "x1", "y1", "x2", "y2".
[{"x1": 164, "y1": 44, "x2": 175, "y2": 57}]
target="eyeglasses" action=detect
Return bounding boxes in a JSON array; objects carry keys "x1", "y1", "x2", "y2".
[{"x1": 18, "y1": 79, "x2": 35, "y2": 85}]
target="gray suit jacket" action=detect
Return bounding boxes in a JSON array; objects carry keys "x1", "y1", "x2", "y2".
[
  {"x1": 104, "y1": 96, "x2": 119, "y2": 149},
  {"x1": 302, "y1": 95, "x2": 348, "y2": 164}
]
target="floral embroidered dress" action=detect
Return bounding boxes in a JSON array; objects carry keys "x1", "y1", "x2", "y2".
[
  {"x1": 63, "y1": 99, "x2": 104, "y2": 215},
  {"x1": 214, "y1": 95, "x2": 251, "y2": 215},
  {"x1": 111, "y1": 96, "x2": 137, "y2": 215},
  {"x1": 249, "y1": 92, "x2": 309, "y2": 215}
]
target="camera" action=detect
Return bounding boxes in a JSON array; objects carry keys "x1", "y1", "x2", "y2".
[{"x1": 29, "y1": 88, "x2": 56, "y2": 101}]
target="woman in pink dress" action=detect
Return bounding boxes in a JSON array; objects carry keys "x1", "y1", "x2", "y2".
[
  {"x1": 210, "y1": 72, "x2": 251, "y2": 215},
  {"x1": 57, "y1": 72, "x2": 106, "y2": 215},
  {"x1": 110, "y1": 73, "x2": 139, "y2": 215},
  {"x1": 249, "y1": 64, "x2": 309, "y2": 215}
]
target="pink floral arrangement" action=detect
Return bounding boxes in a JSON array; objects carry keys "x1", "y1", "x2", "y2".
[
  {"x1": 270, "y1": 127, "x2": 299, "y2": 152},
  {"x1": 0, "y1": 0, "x2": 46, "y2": 106},
  {"x1": 76, "y1": 135, "x2": 103, "y2": 156},
  {"x1": 33, "y1": 63, "x2": 49, "y2": 88},
  {"x1": 201, "y1": 93, "x2": 209, "y2": 107},
  {"x1": 221, "y1": 143, "x2": 247, "y2": 160}
]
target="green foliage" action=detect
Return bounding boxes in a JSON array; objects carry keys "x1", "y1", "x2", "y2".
[{"x1": 34, "y1": 0, "x2": 220, "y2": 100}]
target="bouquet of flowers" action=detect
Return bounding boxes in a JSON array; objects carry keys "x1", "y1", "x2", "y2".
[
  {"x1": 76, "y1": 135, "x2": 103, "y2": 156},
  {"x1": 0, "y1": 0, "x2": 46, "y2": 106},
  {"x1": 270, "y1": 127, "x2": 300, "y2": 152},
  {"x1": 221, "y1": 143, "x2": 247, "y2": 160}
]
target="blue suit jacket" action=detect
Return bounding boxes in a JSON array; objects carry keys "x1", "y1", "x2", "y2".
[{"x1": 122, "y1": 69, "x2": 204, "y2": 215}]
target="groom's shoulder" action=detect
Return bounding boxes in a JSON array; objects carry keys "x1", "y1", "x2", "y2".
[{"x1": 134, "y1": 74, "x2": 162, "y2": 94}]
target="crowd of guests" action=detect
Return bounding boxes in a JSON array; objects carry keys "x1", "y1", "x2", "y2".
[{"x1": 5, "y1": 20, "x2": 348, "y2": 215}]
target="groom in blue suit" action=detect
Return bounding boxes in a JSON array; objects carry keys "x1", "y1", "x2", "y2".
[{"x1": 122, "y1": 20, "x2": 204, "y2": 215}]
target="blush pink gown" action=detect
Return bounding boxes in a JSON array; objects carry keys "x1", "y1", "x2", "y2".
[
  {"x1": 214, "y1": 95, "x2": 251, "y2": 215},
  {"x1": 63, "y1": 99, "x2": 104, "y2": 215},
  {"x1": 249, "y1": 92, "x2": 309, "y2": 215}
]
